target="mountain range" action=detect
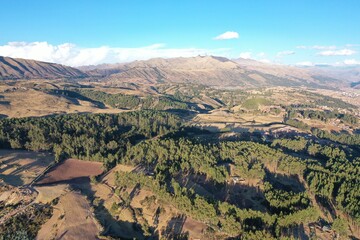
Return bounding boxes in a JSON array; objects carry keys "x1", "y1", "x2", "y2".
[
  {"x1": 0, "y1": 56, "x2": 87, "y2": 80},
  {"x1": 1, "y1": 55, "x2": 359, "y2": 89}
]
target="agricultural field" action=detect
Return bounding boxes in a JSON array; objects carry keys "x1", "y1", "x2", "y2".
[
  {"x1": 0, "y1": 156, "x2": 105, "y2": 239},
  {"x1": 37, "y1": 159, "x2": 103, "y2": 185}
]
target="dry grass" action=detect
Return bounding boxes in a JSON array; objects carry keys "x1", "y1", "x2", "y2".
[
  {"x1": 194, "y1": 109, "x2": 282, "y2": 124},
  {"x1": 0, "y1": 150, "x2": 53, "y2": 186},
  {"x1": 192, "y1": 110, "x2": 286, "y2": 133},
  {"x1": 0, "y1": 87, "x2": 123, "y2": 118},
  {"x1": 37, "y1": 191, "x2": 101, "y2": 240},
  {"x1": 102, "y1": 164, "x2": 135, "y2": 186},
  {"x1": 100, "y1": 166, "x2": 209, "y2": 239},
  {"x1": 35, "y1": 184, "x2": 69, "y2": 203}
]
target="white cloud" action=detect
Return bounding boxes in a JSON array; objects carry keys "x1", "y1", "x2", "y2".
[
  {"x1": 277, "y1": 51, "x2": 295, "y2": 57},
  {"x1": 296, "y1": 61, "x2": 314, "y2": 67},
  {"x1": 214, "y1": 31, "x2": 239, "y2": 40},
  {"x1": 312, "y1": 45, "x2": 336, "y2": 50},
  {"x1": 258, "y1": 58, "x2": 272, "y2": 64},
  {"x1": 317, "y1": 49, "x2": 356, "y2": 56},
  {"x1": 343, "y1": 59, "x2": 360, "y2": 65},
  {"x1": 239, "y1": 52, "x2": 252, "y2": 59},
  {"x1": 0, "y1": 41, "x2": 230, "y2": 66},
  {"x1": 345, "y1": 44, "x2": 360, "y2": 48},
  {"x1": 238, "y1": 52, "x2": 271, "y2": 63},
  {"x1": 257, "y1": 52, "x2": 266, "y2": 57},
  {"x1": 296, "y1": 45, "x2": 336, "y2": 50}
]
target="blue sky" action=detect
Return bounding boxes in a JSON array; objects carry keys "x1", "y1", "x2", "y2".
[{"x1": 0, "y1": 0, "x2": 359, "y2": 66}]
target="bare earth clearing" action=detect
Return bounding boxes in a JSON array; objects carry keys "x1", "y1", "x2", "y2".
[{"x1": 37, "y1": 159, "x2": 103, "y2": 185}]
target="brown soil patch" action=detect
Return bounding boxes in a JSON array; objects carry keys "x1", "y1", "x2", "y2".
[
  {"x1": 182, "y1": 217, "x2": 207, "y2": 239},
  {"x1": 37, "y1": 159, "x2": 103, "y2": 185}
]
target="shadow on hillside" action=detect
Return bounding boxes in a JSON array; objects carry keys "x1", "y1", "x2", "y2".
[
  {"x1": 161, "y1": 215, "x2": 188, "y2": 240},
  {"x1": 226, "y1": 183, "x2": 266, "y2": 211},
  {"x1": 0, "y1": 101, "x2": 10, "y2": 107},
  {"x1": 315, "y1": 195, "x2": 337, "y2": 219},
  {"x1": 164, "y1": 109, "x2": 199, "y2": 119},
  {"x1": 0, "y1": 173, "x2": 23, "y2": 186},
  {"x1": 47, "y1": 90, "x2": 106, "y2": 109},
  {"x1": 129, "y1": 183, "x2": 141, "y2": 201},
  {"x1": 280, "y1": 224, "x2": 309, "y2": 240},
  {"x1": 35, "y1": 176, "x2": 93, "y2": 186},
  {"x1": 10, "y1": 156, "x2": 50, "y2": 176},
  {"x1": 177, "y1": 173, "x2": 267, "y2": 212},
  {"x1": 265, "y1": 169, "x2": 305, "y2": 193},
  {"x1": 0, "y1": 151, "x2": 51, "y2": 186}
]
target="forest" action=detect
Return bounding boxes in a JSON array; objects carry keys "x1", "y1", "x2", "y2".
[
  {"x1": 48, "y1": 89, "x2": 199, "y2": 111},
  {"x1": 0, "y1": 111, "x2": 181, "y2": 169},
  {"x1": 0, "y1": 110, "x2": 359, "y2": 239}
]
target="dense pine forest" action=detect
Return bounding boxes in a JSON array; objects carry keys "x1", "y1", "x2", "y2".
[{"x1": 0, "y1": 111, "x2": 181, "y2": 169}]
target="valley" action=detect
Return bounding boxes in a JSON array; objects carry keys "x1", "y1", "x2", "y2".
[
  {"x1": 0, "y1": 56, "x2": 359, "y2": 239},
  {"x1": 2, "y1": 1, "x2": 360, "y2": 239},
  {"x1": 0, "y1": 73, "x2": 360, "y2": 239}
]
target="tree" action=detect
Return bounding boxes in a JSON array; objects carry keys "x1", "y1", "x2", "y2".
[{"x1": 332, "y1": 218, "x2": 348, "y2": 238}]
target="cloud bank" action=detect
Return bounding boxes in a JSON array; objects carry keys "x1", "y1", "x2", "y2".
[
  {"x1": 317, "y1": 49, "x2": 356, "y2": 56},
  {"x1": 214, "y1": 31, "x2": 239, "y2": 40},
  {"x1": 0, "y1": 41, "x2": 230, "y2": 66},
  {"x1": 296, "y1": 61, "x2": 315, "y2": 66},
  {"x1": 343, "y1": 59, "x2": 360, "y2": 65},
  {"x1": 297, "y1": 45, "x2": 336, "y2": 50}
]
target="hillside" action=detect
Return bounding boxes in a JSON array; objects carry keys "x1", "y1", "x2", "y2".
[
  {"x1": 0, "y1": 81, "x2": 123, "y2": 118},
  {"x1": 234, "y1": 58, "x2": 348, "y2": 86},
  {"x1": 0, "y1": 56, "x2": 87, "y2": 80},
  {"x1": 305, "y1": 65, "x2": 360, "y2": 84},
  {"x1": 0, "y1": 81, "x2": 359, "y2": 239},
  {"x1": 85, "y1": 56, "x2": 347, "y2": 88},
  {"x1": 0, "y1": 108, "x2": 359, "y2": 239},
  {"x1": 0, "y1": 56, "x2": 352, "y2": 89}
]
